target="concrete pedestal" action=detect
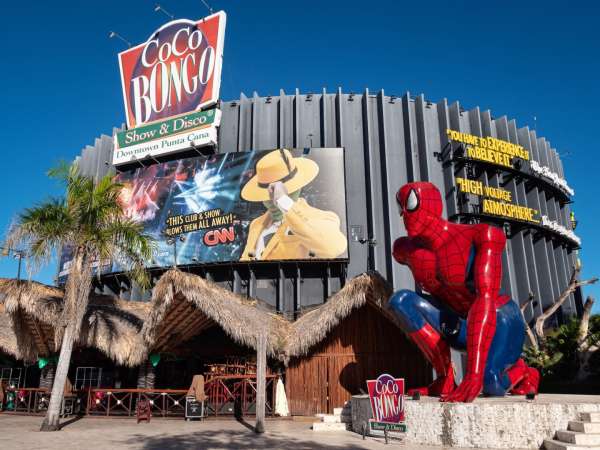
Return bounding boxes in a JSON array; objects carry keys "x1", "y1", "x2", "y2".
[{"x1": 351, "y1": 394, "x2": 600, "y2": 449}]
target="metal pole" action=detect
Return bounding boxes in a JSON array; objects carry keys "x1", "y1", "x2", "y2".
[
  {"x1": 254, "y1": 330, "x2": 267, "y2": 433},
  {"x1": 1, "y1": 247, "x2": 25, "y2": 281},
  {"x1": 173, "y1": 239, "x2": 177, "y2": 268},
  {"x1": 17, "y1": 253, "x2": 22, "y2": 281}
]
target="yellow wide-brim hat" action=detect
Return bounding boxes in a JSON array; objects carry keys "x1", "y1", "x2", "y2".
[{"x1": 241, "y1": 149, "x2": 319, "y2": 202}]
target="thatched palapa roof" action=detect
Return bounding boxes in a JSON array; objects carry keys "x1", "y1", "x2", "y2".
[
  {"x1": 0, "y1": 278, "x2": 148, "y2": 366},
  {"x1": 142, "y1": 269, "x2": 289, "y2": 358},
  {"x1": 283, "y1": 271, "x2": 394, "y2": 360},
  {"x1": 0, "y1": 304, "x2": 19, "y2": 359},
  {"x1": 0, "y1": 270, "x2": 400, "y2": 368}
]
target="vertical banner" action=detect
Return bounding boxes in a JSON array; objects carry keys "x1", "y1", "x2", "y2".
[{"x1": 117, "y1": 11, "x2": 226, "y2": 128}]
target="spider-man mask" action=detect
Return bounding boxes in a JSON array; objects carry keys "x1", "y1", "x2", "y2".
[{"x1": 396, "y1": 182, "x2": 443, "y2": 237}]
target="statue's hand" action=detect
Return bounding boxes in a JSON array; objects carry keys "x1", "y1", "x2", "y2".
[{"x1": 441, "y1": 374, "x2": 483, "y2": 403}]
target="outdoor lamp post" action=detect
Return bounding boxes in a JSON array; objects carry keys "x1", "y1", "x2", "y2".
[
  {"x1": 1, "y1": 245, "x2": 25, "y2": 280},
  {"x1": 165, "y1": 235, "x2": 185, "y2": 268}
]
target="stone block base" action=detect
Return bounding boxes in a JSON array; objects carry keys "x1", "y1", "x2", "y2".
[{"x1": 351, "y1": 394, "x2": 600, "y2": 448}]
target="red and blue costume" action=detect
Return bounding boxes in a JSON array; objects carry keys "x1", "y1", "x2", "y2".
[{"x1": 389, "y1": 182, "x2": 539, "y2": 402}]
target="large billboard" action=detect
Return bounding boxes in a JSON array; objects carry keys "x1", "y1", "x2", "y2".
[
  {"x1": 118, "y1": 11, "x2": 226, "y2": 128},
  {"x1": 111, "y1": 148, "x2": 348, "y2": 270}
]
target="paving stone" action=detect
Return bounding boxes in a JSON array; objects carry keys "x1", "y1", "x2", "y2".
[
  {"x1": 311, "y1": 421, "x2": 347, "y2": 431},
  {"x1": 0, "y1": 414, "x2": 522, "y2": 449}
]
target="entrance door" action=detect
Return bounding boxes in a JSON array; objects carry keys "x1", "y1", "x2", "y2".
[
  {"x1": 327, "y1": 354, "x2": 356, "y2": 413},
  {"x1": 286, "y1": 356, "x2": 329, "y2": 416}
]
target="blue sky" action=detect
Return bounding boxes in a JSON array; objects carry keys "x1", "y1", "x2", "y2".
[{"x1": 1, "y1": 1, "x2": 598, "y2": 309}]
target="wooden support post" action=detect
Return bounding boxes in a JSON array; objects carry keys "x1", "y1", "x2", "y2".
[
  {"x1": 137, "y1": 360, "x2": 155, "y2": 389},
  {"x1": 255, "y1": 330, "x2": 267, "y2": 434},
  {"x1": 39, "y1": 362, "x2": 56, "y2": 391}
]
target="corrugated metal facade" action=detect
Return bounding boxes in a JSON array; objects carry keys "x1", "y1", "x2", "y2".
[{"x1": 75, "y1": 88, "x2": 581, "y2": 323}]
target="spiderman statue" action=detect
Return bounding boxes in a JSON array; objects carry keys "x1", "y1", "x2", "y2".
[{"x1": 389, "y1": 182, "x2": 539, "y2": 402}]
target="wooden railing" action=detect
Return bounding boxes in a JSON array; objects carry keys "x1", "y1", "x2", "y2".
[
  {"x1": 204, "y1": 374, "x2": 277, "y2": 417},
  {"x1": 2, "y1": 388, "x2": 53, "y2": 415},
  {"x1": 1, "y1": 375, "x2": 279, "y2": 418},
  {"x1": 86, "y1": 388, "x2": 187, "y2": 417}
]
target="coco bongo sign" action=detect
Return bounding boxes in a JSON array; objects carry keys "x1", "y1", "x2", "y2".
[
  {"x1": 118, "y1": 11, "x2": 226, "y2": 128},
  {"x1": 366, "y1": 374, "x2": 406, "y2": 432}
]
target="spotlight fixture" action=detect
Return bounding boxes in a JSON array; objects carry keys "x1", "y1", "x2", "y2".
[
  {"x1": 108, "y1": 31, "x2": 132, "y2": 48},
  {"x1": 154, "y1": 4, "x2": 174, "y2": 20},
  {"x1": 200, "y1": 0, "x2": 214, "y2": 14}
]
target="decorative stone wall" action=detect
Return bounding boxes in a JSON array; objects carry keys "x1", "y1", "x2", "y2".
[{"x1": 351, "y1": 394, "x2": 600, "y2": 448}]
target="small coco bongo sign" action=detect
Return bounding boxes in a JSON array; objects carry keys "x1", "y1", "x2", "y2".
[{"x1": 366, "y1": 373, "x2": 407, "y2": 436}]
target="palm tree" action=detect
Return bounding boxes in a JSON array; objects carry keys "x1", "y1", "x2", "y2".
[{"x1": 8, "y1": 164, "x2": 154, "y2": 431}]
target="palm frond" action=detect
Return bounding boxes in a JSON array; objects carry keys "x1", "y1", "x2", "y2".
[
  {"x1": 103, "y1": 218, "x2": 155, "y2": 288},
  {"x1": 47, "y1": 160, "x2": 74, "y2": 182},
  {"x1": 7, "y1": 199, "x2": 74, "y2": 271},
  {"x1": 9, "y1": 161, "x2": 154, "y2": 304}
]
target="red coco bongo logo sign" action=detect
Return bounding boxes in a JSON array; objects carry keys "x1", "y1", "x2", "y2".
[
  {"x1": 118, "y1": 11, "x2": 226, "y2": 128},
  {"x1": 367, "y1": 374, "x2": 405, "y2": 424}
]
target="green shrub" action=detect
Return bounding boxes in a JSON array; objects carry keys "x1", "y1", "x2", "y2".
[{"x1": 524, "y1": 315, "x2": 600, "y2": 381}]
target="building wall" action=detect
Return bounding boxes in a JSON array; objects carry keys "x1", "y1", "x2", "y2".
[
  {"x1": 218, "y1": 89, "x2": 579, "y2": 321},
  {"x1": 285, "y1": 303, "x2": 431, "y2": 415},
  {"x1": 74, "y1": 88, "x2": 580, "y2": 322}
]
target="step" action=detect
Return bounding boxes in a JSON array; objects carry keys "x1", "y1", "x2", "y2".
[
  {"x1": 321, "y1": 415, "x2": 342, "y2": 423},
  {"x1": 544, "y1": 439, "x2": 600, "y2": 450},
  {"x1": 569, "y1": 421, "x2": 600, "y2": 433},
  {"x1": 581, "y1": 412, "x2": 600, "y2": 423},
  {"x1": 557, "y1": 430, "x2": 600, "y2": 446},
  {"x1": 312, "y1": 422, "x2": 348, "y2": 432}
]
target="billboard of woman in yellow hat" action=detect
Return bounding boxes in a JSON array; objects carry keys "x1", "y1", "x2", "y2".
[{"x1": 240, "y1": 149, "x2": 347, "y2": 261}]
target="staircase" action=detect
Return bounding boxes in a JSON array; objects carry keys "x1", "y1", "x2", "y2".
[
  {"x1": 545, "y1": 412, "x2": 600, "y2": 450},
  {"x1": 312, "y1": 402, "x2": 352, "y2": 431}
]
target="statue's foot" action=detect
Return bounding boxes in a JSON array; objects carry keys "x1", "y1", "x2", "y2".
[
  {"x1": 408, "y1": 371, "x2": 456, "y2": 397},
  {"x1": 510, "y1": 367, "x2": 540, "y2": 395},
  {"x1": 507, "y1": 359, "x2": 540, "y2": 395}
]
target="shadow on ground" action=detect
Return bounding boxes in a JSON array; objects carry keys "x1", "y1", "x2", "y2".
[
  {"x1": 124, "y1": 429, "x2": 370, "y2": 450},
  {"x1": 59, "y1": 415, "x2": 85, "y2": 429}
]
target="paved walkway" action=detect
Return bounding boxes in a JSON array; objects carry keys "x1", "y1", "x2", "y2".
[{"x1": 0, "y1": 414, "x2": 490, "y2": 449}]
